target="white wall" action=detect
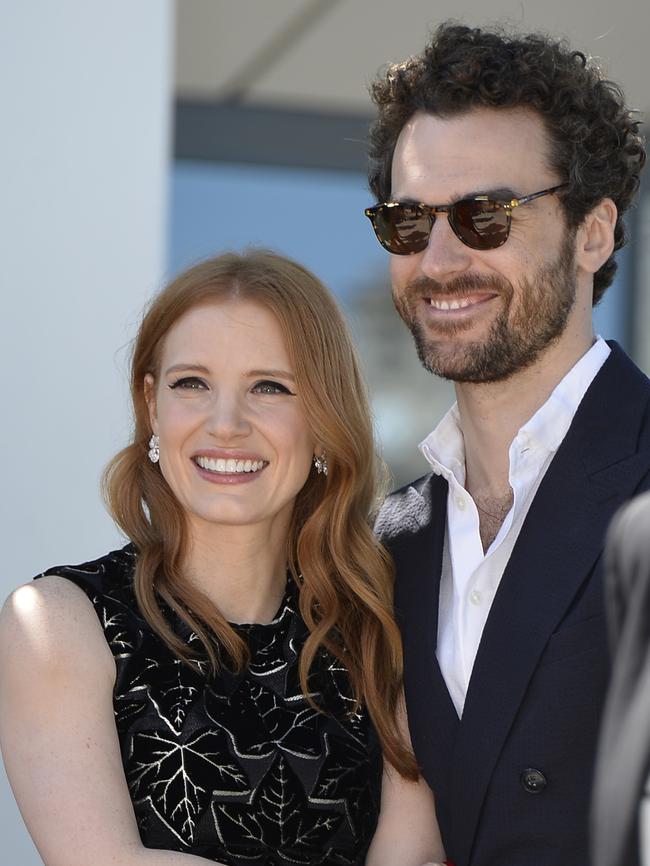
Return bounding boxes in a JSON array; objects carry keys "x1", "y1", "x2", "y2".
[{"x1": 0, "y1": 2, "x2": 173, "y2": 861}]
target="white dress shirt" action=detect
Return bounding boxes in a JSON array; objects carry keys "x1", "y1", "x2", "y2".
[{"x1": 419, "y1": 337, "x2": 611, "y2": 716}]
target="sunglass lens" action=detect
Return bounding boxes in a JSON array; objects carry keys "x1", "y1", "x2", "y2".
[
  {"x1": 452, "y1": 200, "x2": 510, "y2": 250},
  {"x1": 373, "y1": 205, "x2": 431, "y2": 255}
]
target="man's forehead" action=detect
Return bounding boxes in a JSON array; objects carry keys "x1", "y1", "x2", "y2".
[{"x1": 390, "y1": 107, "x2": 553, "y2": 198}]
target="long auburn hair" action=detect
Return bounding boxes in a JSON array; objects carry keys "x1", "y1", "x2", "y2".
[{"x1": 104, "y1": 249, "x2": 418, "y2": 779}]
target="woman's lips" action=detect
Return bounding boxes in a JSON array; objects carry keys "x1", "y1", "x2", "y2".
[
  {"x1": 194, "y1": 455, "x2": 266, "y2": 474},
  {"x1": 192, "y1": 455, "x2": 269, "y2": 485}
]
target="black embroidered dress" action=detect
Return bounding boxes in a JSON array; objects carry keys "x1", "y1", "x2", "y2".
[{"x1": 38, "y1": 546, "x2": 382, "y2": 865}]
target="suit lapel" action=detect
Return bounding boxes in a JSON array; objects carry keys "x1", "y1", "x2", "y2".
[{"x1": 449, "y1": 344, "x2": 650, "y2": 865}]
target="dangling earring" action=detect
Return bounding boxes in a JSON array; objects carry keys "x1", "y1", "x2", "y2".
[
  {"x1": 148, "y1": 434, "x2": 160, "y2": 464},
  {"x1": 313, "y1": 452, "x2": 328, "y2": 476}
]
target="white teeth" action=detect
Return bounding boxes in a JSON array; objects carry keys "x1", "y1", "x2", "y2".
[
  {"x1": 429, "y1": 297, "x2": 473, "y2": 310},
  {"x1": 195, "y1": 456, "x2": 265, "y2": 474}
]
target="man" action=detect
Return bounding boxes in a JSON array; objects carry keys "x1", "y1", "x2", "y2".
[
  {"x1": 366, "y1": 22, "x2": 649, "y2": 866},
  {"x1": 592, "y1": 491, "x2": 650, "y2": 866}
]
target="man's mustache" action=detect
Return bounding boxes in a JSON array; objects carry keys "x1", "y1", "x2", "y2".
[{"x1": 405, "y1": 274, "x2": 511, "y2": 299}]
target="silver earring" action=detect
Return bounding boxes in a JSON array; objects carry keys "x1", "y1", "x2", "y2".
[
  {"x1": 313, "y1": 452, "x2": 328, "y2": 476},
  {"x1": 148, "y1": 434, "x2": 160, "y2": 464}
]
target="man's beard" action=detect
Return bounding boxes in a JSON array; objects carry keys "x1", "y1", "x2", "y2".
[{"x1": 392, "y1": 231, "x2": 578, "y2": 384}]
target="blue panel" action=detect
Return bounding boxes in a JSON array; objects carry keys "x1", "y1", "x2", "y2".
[
  {"x1": 169, "y1": 161, "x2": 386, "y2": 301},
  {"x1": 593, "y1": 247, "x2": 630, "y2": 349}
]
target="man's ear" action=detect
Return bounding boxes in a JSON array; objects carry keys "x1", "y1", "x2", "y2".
[
  {"x1": 144, "y1": 373, "x2": 158, "y2": 433},
  {"x1": 575, "y1": 198, "x2": 617, "y2": 275}
]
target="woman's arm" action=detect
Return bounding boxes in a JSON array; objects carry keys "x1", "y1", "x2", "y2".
[
  {"x1": 365, "y1": 702, "x2": 446, "y2": 866},
  {"x1": 0, "y1": 576, "x2": 222, "y2": 866},
  {"x1": 365, "y1": 763, "x2": 446, "y2": 866}
]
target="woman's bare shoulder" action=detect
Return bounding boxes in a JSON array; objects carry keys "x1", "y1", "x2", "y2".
[{"x1": 0, "y1": 574, "x2": 114, "y2": 679}]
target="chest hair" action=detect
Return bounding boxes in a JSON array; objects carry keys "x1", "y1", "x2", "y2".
[{"x1": 473, "y1": 491, "x2": 514, "y2": 552}]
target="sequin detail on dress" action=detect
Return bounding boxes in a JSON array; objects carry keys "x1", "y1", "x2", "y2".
[{"x1": 38, "y1": 547, "x2": 382, "y2": 865}]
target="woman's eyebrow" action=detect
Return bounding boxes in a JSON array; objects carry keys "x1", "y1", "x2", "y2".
[
  {"x1": 163, "y1": 363, "x2": 211, "y2": 375},
  {"x1": 247, "y1": 369, "x2": 295, "y2": 381}
]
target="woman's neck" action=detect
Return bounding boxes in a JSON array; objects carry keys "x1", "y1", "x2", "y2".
[{"x1": 183, "y1": 521, "x2": 290, "y2": 624}]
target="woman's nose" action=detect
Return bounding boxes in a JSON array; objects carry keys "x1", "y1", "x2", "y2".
[{"x1": 204, "y1": 393, "x2": 252, "y2": 439}]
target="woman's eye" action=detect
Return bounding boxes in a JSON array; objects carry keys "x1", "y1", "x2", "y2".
[
  {"x1": 169, "y1": 377, "x2": 207, "y2": 391},
  {"x1": 252, "y1": 380, "x2": 293, "y2": 396}
]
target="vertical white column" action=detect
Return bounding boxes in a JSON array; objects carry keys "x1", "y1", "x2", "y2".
[{"x1": 0, "y1": 2, "x2": 173, "y2": 861}]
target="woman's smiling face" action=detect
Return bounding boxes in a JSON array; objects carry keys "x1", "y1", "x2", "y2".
[{"x1": 145, "y1": 298, "x2": 316, "y2": 539}]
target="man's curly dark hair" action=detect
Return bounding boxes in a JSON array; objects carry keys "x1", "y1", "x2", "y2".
[{"x1": 368, "y1": 22, "x2": 646, "y2": 304}]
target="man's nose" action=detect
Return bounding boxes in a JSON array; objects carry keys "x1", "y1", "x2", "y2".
[{"x1": 417, "y1": 214, "x2": 473, "y2": 281}]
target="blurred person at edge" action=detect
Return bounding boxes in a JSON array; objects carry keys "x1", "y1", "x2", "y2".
[
  {"x1": 365, "y1": 21, "x2": 649, "y2": 866},
  {"x1": 592, "y1": 490, "x2": 650, "y2": 866},
  {"x1": 0, "y1": 250, "x2": 451, "y2": 866}
]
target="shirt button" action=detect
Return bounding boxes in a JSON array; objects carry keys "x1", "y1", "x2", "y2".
[
  {"x1": 520, "y1": 768, "x2": 548, "y2": 794},
  {"x1": 456, "y1": 497, "x2": 466, "y2": 510},
  {"x1": 469, "y1": 590, "x2": 482, "y2": 605}
]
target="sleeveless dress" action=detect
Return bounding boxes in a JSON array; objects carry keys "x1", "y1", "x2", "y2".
[{"x1": 38, "y1": 546, "x2": 382, "y2": 865}]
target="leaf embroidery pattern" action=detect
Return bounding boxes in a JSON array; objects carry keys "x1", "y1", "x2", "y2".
[
  {"x1": 205, "y1": 679, "x2": 323, "y2": 762},
  {"x1": 117, "y1": 653, "x2": 201, "y2": 735},
  {"x1": 129, "y1": 727, "x2": 249, "y2": 845},
  {"x1": 212, "y1": 755, "x2": 344, "y2": 865}
]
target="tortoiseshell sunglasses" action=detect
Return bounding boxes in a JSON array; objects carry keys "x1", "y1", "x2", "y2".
[{"x1": 365, "y1": 184, "x2": 567, "y2": 254}]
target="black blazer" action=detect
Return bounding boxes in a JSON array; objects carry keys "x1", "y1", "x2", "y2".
[
  {"x1": 376, "y1": 343, "x2": 650, "y2": 866},
  {"x1": 592, "y1": 491, "x2": 650, "y2": 866}
]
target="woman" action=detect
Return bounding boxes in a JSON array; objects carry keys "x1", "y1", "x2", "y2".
[{"x1": 0, "y1": 250, "x2": 446, "y2": 866}]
